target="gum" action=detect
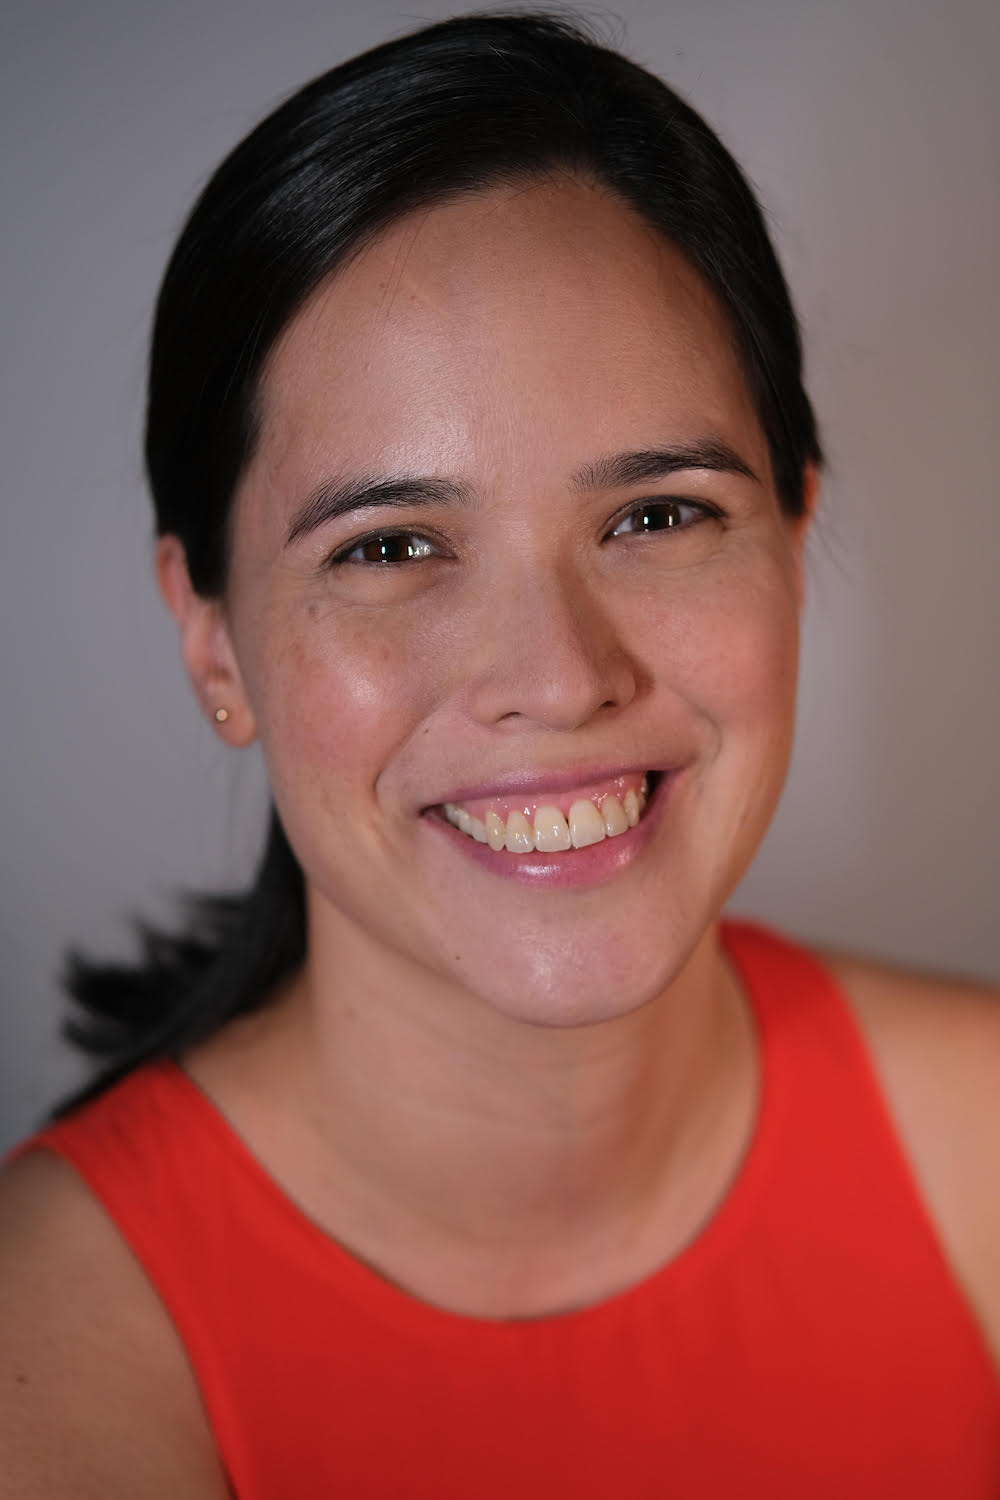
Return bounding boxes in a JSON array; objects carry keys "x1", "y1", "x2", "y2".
[{"x1": 445, "y1": 772, "x2": 646, "y2": 826}]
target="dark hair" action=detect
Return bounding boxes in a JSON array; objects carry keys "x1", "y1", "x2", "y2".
[{"x1": 62, "y1": 10, "x2": 822, "y2": 1104}]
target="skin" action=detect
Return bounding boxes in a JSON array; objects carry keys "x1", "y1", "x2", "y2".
[
  {"x1": 203, "y1": 176, "x2": 806, "y2": 1032},
  {"x1": 2, "y1": 177, "x2": 998, "y2": 1496},
  {"x1": 166, "y1": 176, "x2": 806, "y2": 1299}
]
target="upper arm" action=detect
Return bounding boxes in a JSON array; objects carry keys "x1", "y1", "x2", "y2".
[
  {"x1": 823, "y1": 951, "x2": 1000, "y2": 1367},
  {"x1": 0, "y1": 1149, "x2": 230, "y2": 1500}
]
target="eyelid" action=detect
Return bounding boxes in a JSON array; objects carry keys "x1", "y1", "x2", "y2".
[
  {"x1": 606, "y1": 494, "x2": 723, "y2": 536},
  {"x1": 325, "y1": 525, "x2": 446, "y2": 568},
  {"x1": 322, "y1": 495, "x2": 723, "y2": 566}
]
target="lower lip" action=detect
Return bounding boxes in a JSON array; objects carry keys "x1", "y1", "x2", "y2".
[{"x1": 423, "y1": 773, "x2": 674, "y2": 889}]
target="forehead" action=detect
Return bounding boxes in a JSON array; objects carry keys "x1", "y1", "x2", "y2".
[{"x1": 247, "y1": 177, "x2": 766, "y2": 508}]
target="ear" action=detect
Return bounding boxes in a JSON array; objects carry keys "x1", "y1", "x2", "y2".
[
  {"x1": 154, "y1": 535, "x2": 257, "y2": 747},
  {"x1": 787, "y1": 462, "x2": 820, "y2": 610}
]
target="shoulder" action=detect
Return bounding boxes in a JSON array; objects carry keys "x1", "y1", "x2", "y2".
[
  {"x1": 818, "y1": 947, "x2": 1000, "y2": 1364},
  {"x1": 0, "y1": 1147, "x2": 228, "y2": 1499},
  {"x1": 821, "y1": 949, "x2": 1000, "y2": 1148}
]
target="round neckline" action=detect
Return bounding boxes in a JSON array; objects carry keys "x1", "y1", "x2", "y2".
[{"x1": 163, "y1": 919, "x2": 787, "y2": 1347}]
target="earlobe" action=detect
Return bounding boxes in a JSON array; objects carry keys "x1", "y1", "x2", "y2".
[{"x1": 154, "y1": 535, "x2": 257, "y2": 747}]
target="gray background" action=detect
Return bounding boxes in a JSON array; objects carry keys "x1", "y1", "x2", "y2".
[{"x1": 2, "y1": 0, "x2": 997, "y2": 1152}]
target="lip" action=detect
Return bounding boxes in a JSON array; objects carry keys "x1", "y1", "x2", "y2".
[{"x1": 423, "y1": 769, "x2": 674, "y2": 889}]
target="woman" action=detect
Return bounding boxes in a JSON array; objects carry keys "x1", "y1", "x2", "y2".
[{"x1": 2, "y1": 12, "x2": 998, "y2": 1496}]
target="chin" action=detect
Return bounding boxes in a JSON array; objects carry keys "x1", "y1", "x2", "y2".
[{"x1": 460, "y1": 928, "x2": 706, "y2": 1031}]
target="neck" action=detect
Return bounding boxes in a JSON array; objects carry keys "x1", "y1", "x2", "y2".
[{"x1": 261, "y1": 902, "x2": 756, "y2": 1315}]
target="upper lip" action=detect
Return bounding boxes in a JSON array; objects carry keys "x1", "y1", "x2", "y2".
[{"x1": 423, "y1": 764, "x2": 662, "y2": 810}]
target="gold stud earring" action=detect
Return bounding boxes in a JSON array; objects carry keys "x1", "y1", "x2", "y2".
[{"x1": 214, "y1": 707, "x2": 230, "y2": 723}]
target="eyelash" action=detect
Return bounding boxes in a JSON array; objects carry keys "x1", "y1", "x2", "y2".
[
  {"x1": 327, "y1": 498, "x2": 720, "y2": 568},
  {"x1": 330, "y1": 531, "x2": 442, "y2": 567},
  {"x1": 606, "y1": 497, "x2": 721, "y2": 537}
]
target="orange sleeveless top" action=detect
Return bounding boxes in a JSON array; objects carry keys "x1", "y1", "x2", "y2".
[{"x1": 17, "y1": 923, "x2": 1000, "y2": 1497}]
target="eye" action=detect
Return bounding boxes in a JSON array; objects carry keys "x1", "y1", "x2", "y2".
[
  {"x1": 609, "y1": 498, "x2": 717, "y2": 537},
  {"x1": 332, "y1": 530, "x2": 439, "y2": 566}
]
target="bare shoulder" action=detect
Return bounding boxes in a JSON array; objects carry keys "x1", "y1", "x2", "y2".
[
  {"x1": 821, "y1": 948, "x2": 1000, "y2": 1130},
  {"x1": 819, "y1": 947, "x2": 1000, "y2": 1362},
  {"x1": 0, "y1": 1148, "x2": 228, "y2": 1499}
]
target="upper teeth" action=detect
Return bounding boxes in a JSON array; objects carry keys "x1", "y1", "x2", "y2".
[{"x1": 443, "y1": 779, "x2": 649, "y2": 853}]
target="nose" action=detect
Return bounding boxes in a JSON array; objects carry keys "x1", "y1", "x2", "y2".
[{"x1": 463, "y1": 563, "x2": 639, "y2": 733}]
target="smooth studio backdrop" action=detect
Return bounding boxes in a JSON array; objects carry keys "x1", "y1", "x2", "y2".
[{"x1": 2, "y1": 0, "x2": 998, "y2": 1150}]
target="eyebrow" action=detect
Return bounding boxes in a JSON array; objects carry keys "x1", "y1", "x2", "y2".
[
  {"x1": 286, "y1": 475, "x2": 474, "y2": 546},
  {"x1": 571, "y1": 439, "x2": 759, "y2": 493},
  {"x1": 284, "y1": 438, "x2": 759, "y2": 546}
]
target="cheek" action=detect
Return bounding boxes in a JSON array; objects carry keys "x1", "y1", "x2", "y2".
[
  {"x1": 647, "y1": 557, "x2": 800, "y2": 733},
  {"x1": 246, "y1": 603, "x2": 447, "y2": 803}
]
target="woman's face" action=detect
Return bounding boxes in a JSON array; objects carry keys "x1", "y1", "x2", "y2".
[{"x1": 217, "y1": 177, "x2": 807, "y2": 1026}]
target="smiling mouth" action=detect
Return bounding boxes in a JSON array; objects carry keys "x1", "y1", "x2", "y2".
[{"x1": 437, "y1": 772, "x2": 656, "y2": 854}]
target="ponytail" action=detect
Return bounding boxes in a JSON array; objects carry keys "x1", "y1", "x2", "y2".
[{"x1": 57, "y1": 809, "x2": 305, "y2": 1112}]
